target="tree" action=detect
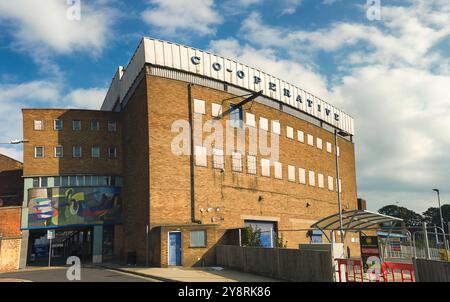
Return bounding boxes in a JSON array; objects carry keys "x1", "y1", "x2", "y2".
[
  {"x1": 378, "y1": 205, "x2": 424, "y2": 227},
  {"x1": 423, "y1": 205, "x2": 450, "y2": 232},
  {"x1": 243, "y1": 226, "x2": 262, "y2": 247}
]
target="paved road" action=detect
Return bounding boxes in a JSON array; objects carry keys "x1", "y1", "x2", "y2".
[{"x1": 0, "y1": 267, "x2": 159, "y2": 282}]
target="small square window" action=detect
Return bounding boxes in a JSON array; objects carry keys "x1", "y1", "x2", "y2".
[
  {"x1": 309, "y1": 171, "x2": 316, "y2": 187},
  {"x1": 307, "y1": 134, "x2": 314, "y2": 146},
  {"x1": 211, "y1": 103, "x2": 222, "y2": 117},
  {"x1": 108, "y1": 121, "x2": 117, "y2": 132},
  {"x1": 261, "y1": 159, "x2": 271, "y2": 177},
  {"x1": 54, "y1": 146, "x2": 63, "y2": 158},
  {"x1": 54, "y1": 119, "x2": 63, "y2": 130},
  {"x1": 34, "y1": 120, "x2": 43, "y2": 130},
  {"x1": 326, "y1": 142, "x2": 332, "y2": 153},
  {"x1": 194, "y1": 99, "x2": 206, "y2": 114},
  {"x1": 274, "y1": 161, "x2": 282, "y2": 179},
  {"x1": 286, "y1": 126, "x2": 294, "y2": 139},
  {"x1": 195, "y1": 145, "x2": 207, "y2": 167},
  {"x1": 259, "y1": 117, "x2": 269, "y2": 131},
  {"x1": 317, "y1": 138, "x2": 323, "y2": 150},
  {"x1": 73, "y1": 146, "x2": 82, "y2": 158},
  {"x1": 288, "y1": 165, "x2": 296, "y2": 182},
  {"x1": 108, "y1": 147, "x2": 117, "y2": 158},
  {"x1": 213, "y1": 148, "x2": 224, "y2": 170},
  {"x1": 72, "y1": 120, "x2": 81, "y2": 131},
  {"x1": 190, "y1": 230, "x2": 207, "y2": 247},
  {"x1": 247, "y1": 155, "x2": 257, "y2": 175},
  {"x1": 91, "y1": 120, "x2": 100, "y2": 131},
  {"x1": 297, "y1": 130, "x2": 304, "y2": 143},
  {"x1": 32, "y1": 177, "x2": 40, "y2": 188},
  {"x1": 328, "y1": 176, "x2": 334, "y2": 191},
  {"x1": 232, "y1": 151, "x2": 242, "y2": 172},
  {"x1": 35, "y1": 146, "x2": 44, "y2": 158},
  {"x1": 91, "y1": 146, "x2": 100, "y2": 158},
  {"x1": 272, "y1": 121, "x2": 280, "y2": 135},
  {"x1": 299, "y1": 168, "x2": 306, "y2": 184},
  {"x1": 246, "y1": 113, "x2": 255, "y2": 127},
  {"x1": 318, "y1": 173, "x2": 324, "y2": 188}
]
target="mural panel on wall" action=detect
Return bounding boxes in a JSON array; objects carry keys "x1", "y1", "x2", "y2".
[{"x1": 27, "y1": 187, "x2": 121, "y2": 228}]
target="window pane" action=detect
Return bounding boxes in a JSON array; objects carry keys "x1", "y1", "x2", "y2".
[
  {"x1": 91, "y1": 120, "x2": 99, "y2": 131},
  {"x1": 34, "y1": 120, "x2": 43, "y2": 130},
  {"x1": 247, "y1": 156, "x2": 257, "y2": 174},
  {"x1": 108, "y1": 147, "x2": 117, "y2": 158},
  {"x1": 99, "y1": 176, "x2": 108, "y2": 186},
  {"x1": 54, "y1": 177, "x2": 61, "y2": 187},
  {"x1": 190, "y1": 230, "x2": 206, "y2": 247},
  {"x1": 73, "y1": 146, "x2": 82, "y2": 157},
  {"x1": 232, "y1": 151, "x2": 242, "y2": 172},
  {"x1": 91, "y1": 176, "x2": 99, "y2": 186},
  {"x1": 76, "y1": 176, "x2": 84, "y2": 186},
  {"x1": 85, "y1": 176, "x2": 92, "y2": 186},
  {"x1": 54, "y1": 119, "x2": 63, "y2": 130},
  {"x1": 40, "y1": 177, "x2": 48, "y2": 188},
  {"x1": 62, "y1": 176, "x2": 69, "y2": 186},
  {"x1": 69, "y1": 176, "x2": 77, "y2": 186},
  {"x1": 108, "y1": 121, "x2": 117, "y2": 132},
  {"x1": 73, "y1": 120, "x2": 81, "y2": 131},
  {"x1": 230, "y1": 104, "x2": 243, "y2": 128},
  {"x1": 55, "y1": 146, "x2": 63, "y2": 158},
  {"x1": 35, "y1": 146, "x2": 44, "y2": 158},
  {"x1": 213, "y1": 148, "x2": 224, "y2": 170},
  {"x1": 92, "y1": 146, "x2": 100, "y2": 158},
  {"x1": 32, "y1": 177, "x2": 40, "y2": 188}
]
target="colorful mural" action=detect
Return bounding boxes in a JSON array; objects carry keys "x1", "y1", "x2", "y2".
[{"x1": 27, "y1": 187, "x2": 121, "y2": 228}]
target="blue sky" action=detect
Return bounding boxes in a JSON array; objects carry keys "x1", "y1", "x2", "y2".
[{"x1": 0, "y1": 0, "x2": 449, "y2": 213}]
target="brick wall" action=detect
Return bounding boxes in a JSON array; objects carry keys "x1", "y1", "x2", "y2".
[
  {"x1": 0, "y1": 207, "x2": 21, "y2": 238},
  {"x1": 0, "y1": 154, "x2": 23, "y2": 207}
]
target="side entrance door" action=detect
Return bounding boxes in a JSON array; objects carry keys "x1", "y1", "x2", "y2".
[{"x1": 168, "y1": 232, "x2": 182, "y2": 266}]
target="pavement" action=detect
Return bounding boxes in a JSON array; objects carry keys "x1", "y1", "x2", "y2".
[
  {"x1": 0, "y1": 266, "x2": 159, "y2": 282},
  {"x1": 103, "y1": 264, "x2": 282, "y2": 282}
]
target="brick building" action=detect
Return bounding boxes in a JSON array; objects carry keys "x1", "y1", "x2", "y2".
[
  {"x1": 20, "y1": 37, "x2": 359, "y2": 267},
  {"x1": 0, "y1": 154, "x2": 23, "y2": 271}
]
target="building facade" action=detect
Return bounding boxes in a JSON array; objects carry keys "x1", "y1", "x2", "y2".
[
  {"x1": 0, "y1": 154, "x2": 23, "y2": 271},
  {"x1": 20, "y1": 37, "x2": 359, "y2": 267}
]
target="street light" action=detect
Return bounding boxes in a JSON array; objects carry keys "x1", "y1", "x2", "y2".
[
  {"x1": 432, "y1": 189, "x2": 449, "y2": 255},
  {"x1": 334, "y1": 129, "x2": 350, "y2": 244}
]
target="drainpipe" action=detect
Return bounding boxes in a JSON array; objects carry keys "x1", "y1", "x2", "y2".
[{"x1": 188, "y1": 84, "x2": 202, "y2": 224}]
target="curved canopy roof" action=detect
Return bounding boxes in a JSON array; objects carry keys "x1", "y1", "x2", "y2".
[{"x1": 311, "y1": 210, "x2": 403, "y2": 232}]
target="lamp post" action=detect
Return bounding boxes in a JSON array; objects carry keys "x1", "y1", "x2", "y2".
[
  {"x1": 432, "y1": 189, "x2": 449, "y2": 256},
  {"x1": 334, "y1": 129, "x2": 350, "y2": 244}
]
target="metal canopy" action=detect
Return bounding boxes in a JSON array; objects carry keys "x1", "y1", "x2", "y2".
[{"x1": 311, "y1": 210, "x2": 403, "y2": 232}]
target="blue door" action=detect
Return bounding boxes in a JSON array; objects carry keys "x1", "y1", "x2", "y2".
[{"x1": 168, "y1": 232, "x2": 181, "y2": 266}]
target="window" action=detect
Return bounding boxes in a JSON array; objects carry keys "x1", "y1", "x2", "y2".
[
  {"x1": 259, "y1": 117, "x2": 269, "y2": 131},
  {"x1": 190, "y1": 230, "x2": 207, "y2": 247},
  {"x1": 69, "y1": 176, "x2": 76, "y2": 185},
  {"x1": 232, "y1": 151, "x2": 243, "y2": 172},
  {"x1": 318, "y1": 173, "x2": 324, "y2": 188},
  {"x1": 76, "y1": 176, "x2": 84, "y2": 186},
  {"x1": 91, "y1": 176, "x2": 99, "y2": 186},
  {"x1": 310, "y1": 230, "x2": 323, "y2": 244},
  {"x1": 247, "y1": 155, "x2": 257, "y2": 174},
  {"x1": 72, "y1": 120, "x2": 81, "y2": 131},
  {"x1": 272, "y1": 121, "x2": 280, "y2": 135},
  {"x1": 62, "y1": 176, "x2": 69, "y2": 186},
  {"x1": 54, "y1": 119, "x2": 63, "y2": 130},
  {"x1": 211, "y1": 103, "x2": 222, "y2": 117},
  {"x1": 195, "y1": 145, "x2": 207, "y2": 167},
  {"x1": 84, "y1": 176, "x2": 92, "y2": 186},
  {"x1": 297, "y1": 130, "x2": 304, "y2": 143},
  {"x1": 41, "y1": 177, "x2": 48, "y2": 187},
  {"x1": 274, "y1": 162, "x2": 282, "y2": 179},
  {"x1": 261, "y1": 159, "x2": 270, "y2": 177},
  {"x1": 328, "y1": 176, "x2": 334, "y2": 191},
  {"x1": 337, "y1": 146, "x2": 340, "y2": 157},
  {"x1": 213, "y1": 148, "x2": 224, "y2": 169},
  {"x1": 309, "y1": 171, "x2": 315, "y2": 186},
  {"x1": 108, "y1": 121, "x2": 117, "y2": 132},
  {"x1": 54, "y1": 146, "x2": 63, "y2": 158},
  {"x1": 299, "y1": 168, "x2": 306, "y2": 184},
  {"x1": 194, "y1": 99, "x2": 205, "y2": 114},
  {"x1": 91, "y1": 146, "x2": 100, "y2": 158},
  {"x1": 34, "y1": 120, "x2": 43, "y2": 130},
  {"x1": 73, "y1": 146, "x2": 82, "y2": 158},
  {"x1": 307, "y1": 134, "x2": 314, "y2": 146},
  {"x1": 288, "y1": 165, "x2": 296, "y2": 182},
  {"x1": 32, "y1": 177, "x2": 40, "y2": 188},
  {"x1": 108, "y1": 147, "x2": 117, "y2": 158},
  {"x1": 246, "y1": 113, "x2": 255, "y2": 127},
  {"x1": 54, "y1": 177, "x2": 61, "y2": 187},
  {"x1": 230, "y1": 104, "x2": 243, "y2": 128},
  {"x1": 286, "y1": 126, "x2": 294, "y2": 139},
  {"x1": 35, "y1": 146, "x2": 44, "y2": 158},
  {"x1": 326, "y1": 142, "x2": 332, "y2": 153},
  {"x1": 99, "y1": 176, "x2": 109, "y2": 186},
  {"x1": 338, "y1": 178, "x2": 342, "y2": 192},
  {"x1": 91, "y1": 120, "x2": 100, "y2": 131},
  {"x1": 317, "y1": 138, "x2": 323, "y2": 150}
]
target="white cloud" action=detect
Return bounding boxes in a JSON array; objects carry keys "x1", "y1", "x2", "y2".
[
  {"x1": 142, "y1": 0, "x2": 223, "y2": 37},
  {"x1": 62, "y1": 87, "x2": 107, "y2": 109},
  {"x1": 0, "y1": 81, "x2": 106, "y2": 161},
  {"x1": 0, "y1": 0, "x2": 117, "y2": 73},
  {"x1": 209, "y1": 38, "x2": 330, "y2": 99}
]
